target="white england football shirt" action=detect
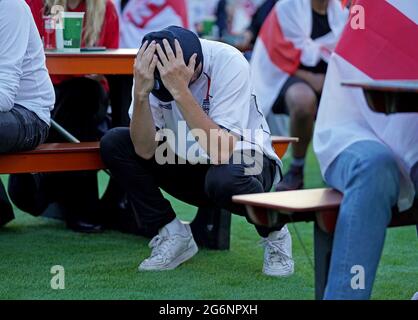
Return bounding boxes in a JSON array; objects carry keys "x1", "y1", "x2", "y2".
[{"x1": 129, "y1": 39, "x2": 281, "y2": 181}]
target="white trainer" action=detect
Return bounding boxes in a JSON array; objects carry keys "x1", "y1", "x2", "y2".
[
  {"x1": 412, "y1": 292, "x2": 418, "y2": 300},
  {"x1": 138, "y1": 224, "x2": 198, "y2": 271},
  {"x1": 261, "y1": 225, "x2": 294, "y2": 277}
]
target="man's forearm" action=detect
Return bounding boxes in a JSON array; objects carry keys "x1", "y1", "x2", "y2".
[
  {"x1": 130, "y1": 94, "x2": 158, "y2": 159},
  {"x1": 174, "y1": 89, "x2": 237, "y2": 164}
]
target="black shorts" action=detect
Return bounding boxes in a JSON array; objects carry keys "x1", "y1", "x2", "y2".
[{"x1": 271, "y1": 76, "x2": 321, "y2": 115}]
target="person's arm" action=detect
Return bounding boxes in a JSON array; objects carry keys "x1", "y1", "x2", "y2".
[
  {"x1": 172, "y1": 89, "x2": 237, "y2": 164},
  {"x1": 130, "y1": 41, "x2": 160, "y2": 159},
  {"x1": 86, "y1": 0, "x2": 120, "y2": 83},
  {"x1": 102, "y1": 0, "x2": 120, "y2": 49},
  {"x1": 156, "y1": 40, "x2": 237, "y2": 164},
  {"x1": 0, "y1": 1, "x2": 30, "y2": 112}
]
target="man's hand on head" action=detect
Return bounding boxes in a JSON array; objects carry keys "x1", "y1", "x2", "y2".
[
  {"x1": 156, "y1": 39, "x2": 197, "y2": 101},
  {"x1": 134, "y1": 40, "x2": 158, "y2": 98}
]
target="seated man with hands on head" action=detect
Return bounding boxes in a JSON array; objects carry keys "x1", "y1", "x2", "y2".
[
  {"x1": 0, "y1": 0, "x2": 54, "y2": 227},
  {"x1": 101, "y1": 26, "x2": 295, "y2": 276}
]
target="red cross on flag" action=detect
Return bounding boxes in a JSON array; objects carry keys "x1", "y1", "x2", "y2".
[{"x1": 314, "y1": 0, "x2": 418, "y2": 211}]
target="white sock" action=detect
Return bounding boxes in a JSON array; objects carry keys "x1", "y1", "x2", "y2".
[
  {"x1": 164, "y1": 218, "x2": 189, "y2": 237},
  {"x1": 267, "y1": 225, "x2": 288, "y2": 240}
]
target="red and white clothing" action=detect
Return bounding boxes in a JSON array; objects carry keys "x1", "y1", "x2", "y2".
[
  {"x1": 314, "y1": 0, "x2": 418, "y2": 211},
  {"x1": 25, "y1": 0, "x2": 44, "y2": 35},
  {"x1": 26, "y1": 0, "x2": 120, "y2": 85},
  {"x1": 114, "y1": 0, "x2": 190, "y2": 48},
  {"x1": 250, "y1": 0, "x2": 348, "y2": 115}
]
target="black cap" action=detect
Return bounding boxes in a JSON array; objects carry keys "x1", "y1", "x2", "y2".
[{"x1": 141, "y1": 26, "x2": 204, "y2": 102}]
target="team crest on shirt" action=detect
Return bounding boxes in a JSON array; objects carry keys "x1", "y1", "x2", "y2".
[
  {"x1": 201, "y1": 97, "x2": 211, "y2": 115},
  {"x1": 158, "y1": 102, "x2": 172, "y2": 110}
]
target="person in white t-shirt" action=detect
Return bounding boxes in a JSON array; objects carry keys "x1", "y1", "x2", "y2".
[
  {"x1": 0, "y1": 0, "x2": 54, "y2": 227},
  {"x1": 101, "y1": 26, "x2": 294, "y2": 275},
  {"x1": 313, "y1": 0, "x2": 418, "y2": 299},
  {"x1": 109, "y1": 0, "x2": 191, "y2": 127}
]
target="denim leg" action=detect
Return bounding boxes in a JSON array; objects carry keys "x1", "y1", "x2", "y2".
[
  {"x1": 323, "y1": 141, "x2": 400, "y2": 300},
  {"x1": 411, "y1": 162, "x2": 418, "y2": 235}
]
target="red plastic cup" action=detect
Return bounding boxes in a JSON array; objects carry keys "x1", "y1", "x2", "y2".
[{"x1": 43, "y1": 16, "x2": 57, "y2": 50}]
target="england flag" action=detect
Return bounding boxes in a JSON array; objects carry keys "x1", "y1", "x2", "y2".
[
  {"x1": 314, "y1": 0, "x2": 418, "y2": 211},
  {"x1": 115, "y1": 0, "x2": 190, "y2": 48},
  {"x1": 250, "y1": 0, "x2": 348, "y2": 116}
]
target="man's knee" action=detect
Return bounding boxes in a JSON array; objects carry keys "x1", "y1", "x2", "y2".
[
  {"x1": 205, "y1": 164, "x2": 262, "y2": 205},
  {"x1": 100, "y1": 127, "x2": 132, "y2": 168},
  {"x1": 285, "y1": 83, "x2": 317, "y2": 119},
  {"x1": 351, "y1": 143, "x2": 400, "y2": 198}
]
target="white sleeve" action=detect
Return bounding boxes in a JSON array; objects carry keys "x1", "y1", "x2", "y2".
[
  {"x1": 0, "y1": 1, "x2": 30, "y2": 112},
  {"x1": 128, "y1": 80, "x2": 165, "y2": 129},
  {"x1": 208, "y1": 53, "x2": 251, "y2": 136}
]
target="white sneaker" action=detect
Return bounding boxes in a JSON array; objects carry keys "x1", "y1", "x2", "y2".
[
  {"x1": 138, "y1": 223, "x2": 198, "y2": 271},
  {"x1": 261, "y1": 225, "x2": 294, "y2": 277},
  {"x1": 412, "y1": 292, "x2": 418, "y2": 300}
]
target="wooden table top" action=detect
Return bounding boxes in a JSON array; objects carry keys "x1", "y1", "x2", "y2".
[
  {"x1": 342, "y1": 80, "x2": 418, "y2": 93},
  {"x1": 45, "y1": 49, "x2": 138, "y2": 75},
  {"x1": 232, "y1": 188, "x2": 343, "y2": 213}
]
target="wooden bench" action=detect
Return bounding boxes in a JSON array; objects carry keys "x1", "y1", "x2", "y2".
[
  {"x1": 232, "y1": 188, "x2": 418, "y2": 299},
  {"x1": 0, "y1": 142, "x2": 104, "y2": 174},
  {"x1": 0, "y1": 142, "x2": 105, "y2": 228},
  {"x1": 0, "y1": 136, "x2": 298, "y2": 250}
]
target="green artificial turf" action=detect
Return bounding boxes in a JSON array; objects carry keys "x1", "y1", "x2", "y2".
[{"x1": 0, "y1": 146, "x2": 417, "y2": 300}]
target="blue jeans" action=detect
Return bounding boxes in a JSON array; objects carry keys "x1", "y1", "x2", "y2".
[{"x1": 323, "y1": 140, "x2": 417, "y2": 300}]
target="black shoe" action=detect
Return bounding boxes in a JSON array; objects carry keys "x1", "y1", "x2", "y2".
[
  {"x1": 276, "y1": 165, "x2": 304, "y2": 192},
  {"x1": 0, "y1": 182, "x2": 14, "y2": 227},
  {"x1": 66, "y1": 219, "x2": 103, "y2": 234},
  {"x1": 0, "y1": 202, "x2": 14, "y2": 228}
]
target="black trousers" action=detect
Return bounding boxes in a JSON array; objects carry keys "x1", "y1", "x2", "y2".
[
  {"x1": 107, "y1": 75, "x2": 133, "y2": 128},
  {"x1": 8, "y1": 78, "x2": 108, "y2": 223},
  {"x1": 100, "y1": 127, "x2": 283, "y2": 237}
]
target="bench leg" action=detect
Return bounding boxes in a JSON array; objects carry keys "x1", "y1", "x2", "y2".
[
  {"x1": 190, "y1": 206, "x2": 231, "y2": 250},
  {"x1": 314, "y1": 221, "x2": 334, "y2": 300}
]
